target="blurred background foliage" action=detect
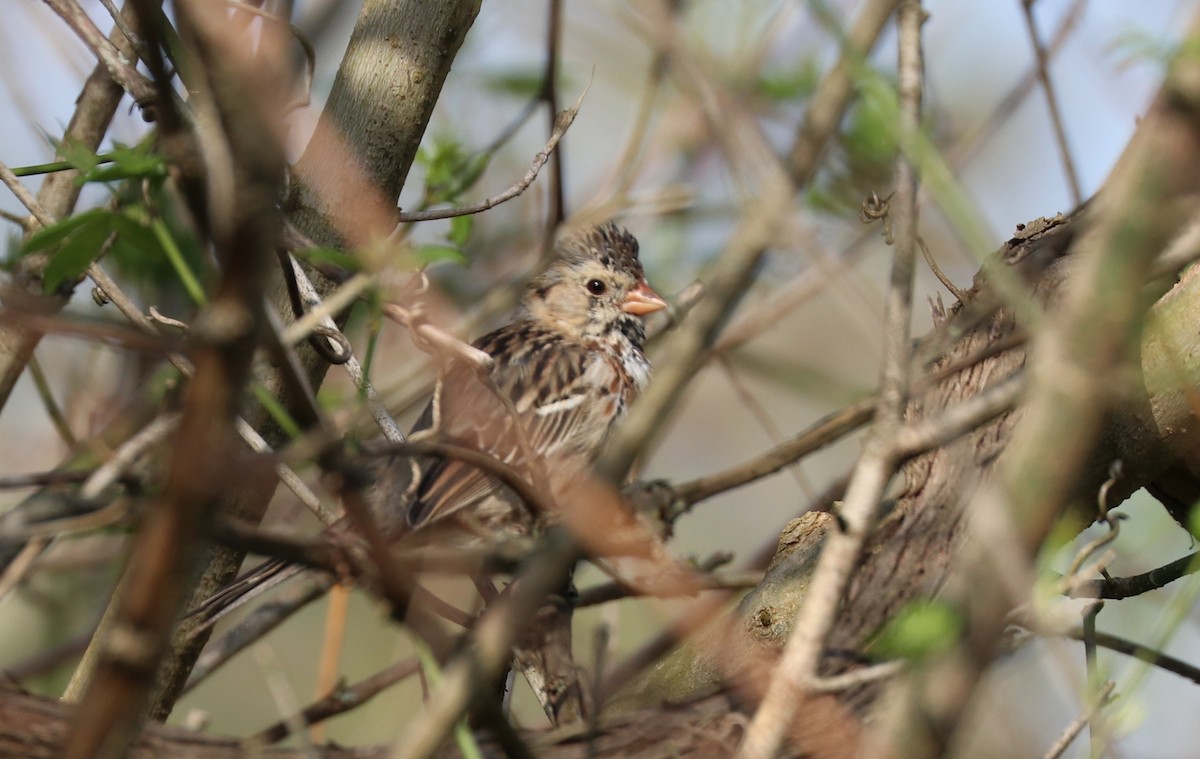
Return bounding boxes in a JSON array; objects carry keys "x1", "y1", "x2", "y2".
[{"x1": 0, "y1": 1, "x2": 1197, "y2": 756}]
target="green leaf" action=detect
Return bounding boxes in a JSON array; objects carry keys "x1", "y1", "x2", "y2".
[
  {"x1": 755, "y1": 62, "x2": 819, "y2": 101},
  {"x1": 414, "y1": 244, "x2": 467, "y2": 267},
  {"x1": 869, "y1": 600, "x2": 963, "y2": 661},
  {"x1": 43, "y1": 214, "x2": 112, "y2": 293},
  {"x1": 23, "y1": 209, "x2": 109, "y2": 254},
  {"x1": 86, "y1": 142, "x2": 167, "y2": 183},
  {"x1": 418, "y1": 138, "x2": 467, "y2": 191},
  {"x1": 56, "y1": 136, "x2": 101, "y2": 177},
  {"x1": 484, "y1": 69, "x2": 545, "y2": 97},
  {"x1": 110, "y1": 210, "x2": 162, "y2": 257},
  {"x1": 417, "y1": 137, "x2": 490, "y2": 205},
  {"x1": 448, "y1": 214, "x2": 474, "y2": 248}
]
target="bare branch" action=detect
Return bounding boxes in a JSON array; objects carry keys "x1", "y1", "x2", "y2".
[
  {"x1": 27, "y1": 354, "x2": 77, "y2": 447},
  {"x1": 0, "y1": 160, "x2": 53, "y2": 224},
  {"x1": 392, "y1": 85, "x2": 586, "y2": 224},
  {"x1": 1040, "y1": 681, "x2": 1116, "y2": 759},
  {"x1": 575, "y1": 570, "x2": 763, "y2": 608},
  {"x1": 891, "y1": 371, "x2": 1023, "y2": 458},
  {"x1": 1043, "y1": 626, "x2": 1200, "y2": 687},
  {"x1": 675, "y1": 397, "x2": 874, "y2": 506},
  {"x1": 183, "y1": 575, "x2": 334, "y2": 693},
  {"x1": 251, "y1": 657, "x2": 421, "y2": 745},
  {"x1": 1069, "y1": 552, "x2": 1200, "y2": 600},
  {"x1": 40, "y1": 0, "x2": 157, "y2": 110},
  {"x1": 1020, "y1": 0, "x2": 1083, "y2": 206},
  {"x1": 541, "y1": 0, "x2": 565, "y2": 232},
  {"x1": 737, "y1": 3, "x2": 923, "y2": 755},
  {"x1": 0, "y1": 0, "x2": 143, "y2": 414},
  {"x1": 283, "y1": 254, "x2": 404, "y2": 443}
]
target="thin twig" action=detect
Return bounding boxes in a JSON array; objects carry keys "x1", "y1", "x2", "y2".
[
  {"x1": 737, "y1": 3, "x2": 922, "y2": 756},
  {"x1": 675, "y1": 397, "x2": 874, "y2": 506},
  {"x1": 0, "y1": 159, "x2": 329, "y2": 525},
  {"x1": 541, "y1": 0, "x2": 566, "y2": 250},
  {"x1": 0, "y1": 207, "x2": 30, "y2": 228},
  {"x1": 0, "y1": 159, "x2": 52, "y2": 223},
  {"x1": 97, "y1": 0, "x2": 143, "y2": 54},
  {"x1": 1082, "y1": 601, "x2": 1103, "y2": 759},
  {"x1": 1041, "y1": 681, "x2": 1116, "y2": 759},
  {"x1": 0, "y1": 469, "x2": 93, "y2": 489},
  {"x1": 251, "y1": 657, "x2": 421, "y2": 744},
  {"x1": 1020, "y1": 0, "x2": 1083, "y2": 206},
  {"x1": 1068, "y1": 552, "x2": 1200, "y2": 600},
  {"x1": 147, "y1": 306, "x2": 188, "y2": 331},
  {"x1": 252, "y1": 645, "x2": 319, "y2": 759},
  {"x1": 41, "y1": 0, "x2": 157, "y2": 110},
  {"x1": 183, "y1": 574, "x2": 336, "y2": 693},
  {"x1": 891, "y1": 371, "x2": 1023, "y2": 458},
  {"x1": 27, "y1": 353, "x2": 77, "y2": 448},
  {"x1": 0, "y1": 538, "x2": 50, "y2": 601},
  {"x1": 1058, "y1": 462, "x2": 1124, "y2": 595},
  {"x1": 310, "y1": 584, "x2": 349, "y2": 744},
  {"x1": 393, "y1": 84, "x2": 587, "y2": 224},
  {"x1": 284, "y1": 255, "x2": 404, "y2": 443},
  {"x1": 81, "y1": 413, "x2": 180, "y2": 500},
  {"x1": 1060, "y1": 627, "x2": 1200, "y2": 686},
  {"x1": 811, "y1": 660, "x2": 905, "y2": 693},
  {"x1": 717, "y1": 356, "x2": 813, "y2": 497},
  {"x1": 574, "y1": 570, "x2": 763, "y2": 607},
  {"x1": 946, "y1": 0, "x2": 1086, "y2": 173},
  {"x1": 918, "y1": 236, "x2": 969, "y2": 302},
  {"x1": 391, "y1": 528, "x2": 581, "y2": 759}
]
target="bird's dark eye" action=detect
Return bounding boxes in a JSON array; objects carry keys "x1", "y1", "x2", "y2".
[{"x1": 586, "y1": 278, "x2": 607, "y2": 296}]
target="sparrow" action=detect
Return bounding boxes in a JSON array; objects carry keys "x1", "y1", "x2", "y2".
[{"x1": 192, "y1": 222, "x2": 666, "y2": 623}]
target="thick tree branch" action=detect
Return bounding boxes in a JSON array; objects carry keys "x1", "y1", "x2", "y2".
[{"x1": 161, "y1": 0, "x2": 484, "y2": 714}]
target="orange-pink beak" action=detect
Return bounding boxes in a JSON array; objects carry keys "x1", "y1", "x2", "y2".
[{"x1": 621, "y1": 280, "x2": 668, "y2": 316}]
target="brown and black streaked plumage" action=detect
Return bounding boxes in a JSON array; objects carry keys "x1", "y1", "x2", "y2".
[
  {"x1": 191, "y1": 222, "x2": 666, "y2": 623},
  {"x1": 405, "y1": 222, "x2": 664, "y2": 538}
]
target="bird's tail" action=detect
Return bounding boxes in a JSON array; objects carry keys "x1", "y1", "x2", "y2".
[{"x1": 185, "y1": 558, "x2": 305, "y2": 632}]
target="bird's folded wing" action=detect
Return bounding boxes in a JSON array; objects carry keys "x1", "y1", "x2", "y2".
[{"x1": 406, "y1": 328, "x2": 604, "y2": 527}]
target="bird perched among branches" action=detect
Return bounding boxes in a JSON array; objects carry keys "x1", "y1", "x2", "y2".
[{"x1": 192, "y1": 221, "x2": 667, "y2": 624}]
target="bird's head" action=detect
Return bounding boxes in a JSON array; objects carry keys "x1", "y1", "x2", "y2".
[{"x1": 521, "y1": 222, "x2": 667, "y2": 342}]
